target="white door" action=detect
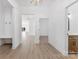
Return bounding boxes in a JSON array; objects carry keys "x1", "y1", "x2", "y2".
[
  {"x1": 4, "y1": 13, "x2": 12, "y2": 38},
  {"x1": 0, "y1": 15, "x2": 5, "y2": 37},
  {"x1": 0, "y1": 1, "x2": 4, "y2": 37},
  {"x1": 39, "y1": 18, "x2": 48, "y2": 36}
]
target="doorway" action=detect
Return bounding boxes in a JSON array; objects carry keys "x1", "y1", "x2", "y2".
[
  {"x1": 22, "y1": 15, "x2": 30, "y2": 39},
  {"x1": 21, "y1": 14, "x2": 40, "y2": 44},
  {"x1": 65, "y1": 1, "x2": 78, "y2": 55},
  {"x1": 39, "y1": 18, "x2": 48, "y2": 44}
]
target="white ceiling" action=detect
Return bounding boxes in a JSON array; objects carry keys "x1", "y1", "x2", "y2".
[
  {"x1": 15, "y1": 0, "x2": 31, "y2": 6},
  {"x1": 8, "y1": 0, "x2": 77, "y2": 15},
  {"x1": 9, "y1": 0, "x2": 53, "y2": 7},
  {"x1": 1, "y1": 0, "x2": 13, "y2": 8},
  {"x1": 8, "y1": 0, "x2": 77, "y2": 8}
]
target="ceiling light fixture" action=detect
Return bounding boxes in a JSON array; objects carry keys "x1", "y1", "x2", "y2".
[{"x1": 31, "y1": 0, "x2": 40, "y2": 5}]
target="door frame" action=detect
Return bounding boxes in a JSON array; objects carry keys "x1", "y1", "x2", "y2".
[{"x1": 65, "y1": 0, "x2": 78, "y2": 55}]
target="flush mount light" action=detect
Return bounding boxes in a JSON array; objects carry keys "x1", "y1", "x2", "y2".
[{"x1": 31, "y1": 0, "x2": 40, "y2": 5}]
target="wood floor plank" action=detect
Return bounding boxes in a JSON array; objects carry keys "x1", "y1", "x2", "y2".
[{"x1": 0, "y1": 36, "x2": 77, "y2": 59}]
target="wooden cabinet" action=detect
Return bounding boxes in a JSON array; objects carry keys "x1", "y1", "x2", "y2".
[{"x1": 68, "y1": 35, "x2": 78, "y2": 53}]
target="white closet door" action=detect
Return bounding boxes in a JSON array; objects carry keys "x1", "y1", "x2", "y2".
[
  {"x1": 0, "y1": 2, "x2": 5, "y2": 37},
  {"x1": 39, "y1": 18, "x2": 48, "y2": 36},
  {"x1": 4, "y1": 13, "x2": 12, "y2": 38},
  {"x1": 0, "y1": 16, "x2": 5, "y2": 37}
]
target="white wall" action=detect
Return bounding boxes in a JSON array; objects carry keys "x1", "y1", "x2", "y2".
[
  {"x1": 35, "y1": 16, "x2": 40, "y2": 44},
  {"x1": 48, "y1": 2, "x2": 66, "y2": 55},
  {"x1": 48, "y1": 0, "x2": 76, "y2": 56},
  {"x1": 8, "y1": 0, "x2": 22, "y2": 49},
  {"x1": 68, "y1": 2, "x2": 78, "y2": 35},
  {"x1": 39, "y1": 18, "x2": 48, "y2": 36},
  {"x1": 29, "y1": 18, "x2": 36, "y2": 35},
  {"x1": 12, "y1": 8, "x2": 22, "y2": 49}
]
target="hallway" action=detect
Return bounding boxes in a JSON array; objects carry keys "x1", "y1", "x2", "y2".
[
  {"x1": 0, "y1": 35, "x2": 77, "y2": 59},
  {"x1": 0, "y1": 0, "x2": 78, "y2": 59}
]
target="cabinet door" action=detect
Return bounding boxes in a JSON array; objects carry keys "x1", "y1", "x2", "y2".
[{"x1": 69, "y1": 38, "x2": 78, "y2": 53}]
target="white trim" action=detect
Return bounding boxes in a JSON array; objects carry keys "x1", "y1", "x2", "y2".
[{"x1": 66, "y1": 0, "x2": 78, "y2": 8}]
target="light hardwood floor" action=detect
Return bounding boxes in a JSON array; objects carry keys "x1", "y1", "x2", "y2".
[{"x1": 0, "y1": 35, "x2": 78, "y2": 59}]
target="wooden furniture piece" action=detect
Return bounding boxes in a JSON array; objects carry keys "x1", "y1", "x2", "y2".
[
  {"x1": 0, "y1": 38, "x2": 12, "y2": 46},
  {"x1": 68, "y1": 35, "x2": 78, "y2": 53}
]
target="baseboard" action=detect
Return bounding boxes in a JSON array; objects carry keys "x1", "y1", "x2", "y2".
[
  {"x1": 48, "y1": 43, "x2": 68, "y2": 56},
  {"x1": 12, "y1": 42, "x2": 21, "y2": 49}
]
